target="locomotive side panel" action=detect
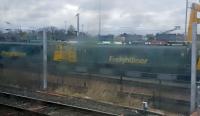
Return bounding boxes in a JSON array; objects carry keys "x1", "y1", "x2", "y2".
[{"x1": 51, "y1": 44, "x2": 191, "y2": 81}]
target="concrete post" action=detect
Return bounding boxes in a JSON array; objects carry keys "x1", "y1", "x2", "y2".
[
  {"x1": 43, "y1": 30, "x2": 47, "y2": 90},
  {"x1": 76, "y1": 13, "x2": 80, "y2": 37},
  {"x1": 190, "y1": 23, "x2": 197, "y2": 113},
  {"x1": 185, "y1": 0, "x2": 188, "y2": 40},
  {"x1": 197, "y1": 85, "x2": 200, "y2": 115}
]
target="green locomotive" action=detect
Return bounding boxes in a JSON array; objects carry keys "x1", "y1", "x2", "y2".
[
  {"x1": 0, "y1": 41, "x2": 196, "y2": 82},
  {"x1": 48, "y1": 42, "x2": 193, "y2": 81}
]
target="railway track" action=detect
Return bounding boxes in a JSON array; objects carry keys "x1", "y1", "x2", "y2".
[
  {"x1": 0, "y1": 69, "x2": 191, "y2": 114},
  {"x1": 0, "y1": 104, "x2": 47, "y2": 116},
  {"x1": 0, "y1": 85, "x2": 164, "y2": 116},
  {"x1": 0, "y1": 90, "x2": 117, "y2": 116},
  {"x1": 69, "y1": 72, "x2": 190, "y2": 89},
  {"x1": 61, "y1": 72, "x2": 190, "y2": 101},
  {"x1": 61, "y1": 73, "x2": 191, "y2": 114}
]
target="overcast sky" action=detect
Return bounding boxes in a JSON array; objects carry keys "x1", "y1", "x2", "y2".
[{"x1": 0, "y1": 0, "x2": 198, "y2": 35}]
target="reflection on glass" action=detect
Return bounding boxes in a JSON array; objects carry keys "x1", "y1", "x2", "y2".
[{"x1": 0, "y1": 0, "x2": 196, "y2": 115}]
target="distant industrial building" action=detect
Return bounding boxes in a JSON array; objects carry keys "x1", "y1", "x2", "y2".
[
  {"x1": 99, "y1": 35, "x2": 114, "y2": 41},
  {"x1": 120, "y1": 33, "x2": 144, "y2": 42},
  {"x1": 155, "y1": 33, "x2": 185, "y2": 41}
]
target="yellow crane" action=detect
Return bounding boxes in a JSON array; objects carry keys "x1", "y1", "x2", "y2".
[
  {"x1": 187, "y1": 3, "x2": 200, "y2": 70},
  {"x1": 187, "y1": 3, "x2": 200, "y2": 42}
]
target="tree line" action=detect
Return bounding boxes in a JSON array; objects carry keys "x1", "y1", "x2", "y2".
[{"x1": 0, "y1": 25, "x2": 91, "y2": 42}]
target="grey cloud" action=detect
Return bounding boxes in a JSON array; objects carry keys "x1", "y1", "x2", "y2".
[{"x1": 0, "y1": 0, "x2": 191, "y2": 34}]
